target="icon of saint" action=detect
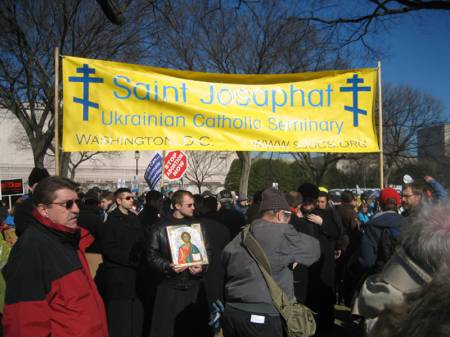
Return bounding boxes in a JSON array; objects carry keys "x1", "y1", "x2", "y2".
[{"x1": 178, "y1": 231, "x2": 202, "y2": 264}]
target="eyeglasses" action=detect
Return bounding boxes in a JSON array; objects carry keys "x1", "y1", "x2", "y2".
[
  {"x1": 122, "y1": 196, "x2": 134, "y2": 201},
  {"x1": 182, "y1": 203, "x2": 194, "y2": 208},
  {"x1": 280, "y1": 210, "x2": 292, "y2": 217},
  {"x1": 50, "y1": 199, "x2": 81, "y2": 210}
]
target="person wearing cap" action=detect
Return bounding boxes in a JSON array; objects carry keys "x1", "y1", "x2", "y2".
[
  {"x1": 213, "y1": 189, "x2": 245, "y2": 239},
  {"x1": 235, "y1": 195, "x2": 249, "y2": 215},
  {"x1": 139, "y1": 190, "x2": 163, "y2": 228},
  {"x1": 221, "y1": 187, "x2": 320, "y2": 337},
  {"x1": 297, "y1": 183, "x2": 342, "y2": 336},
  {"x1": 358, "y1": 188, "x2": 405, "y2": 275},
  {"x1": 14, "y1": 167, "x2": 50, "y2": 236}
]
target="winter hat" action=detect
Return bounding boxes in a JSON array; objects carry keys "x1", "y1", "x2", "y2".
[
  {"x1": 28, "y1": 167, "x2": 50, "y2": 187},
  {"x1": 297, "y1": 183, "x2": 319, "y2": 203},
  {"x1": 218, "y1": 189, "x2": 233, "y2": 202},
  {"x1": 259, "y1": 187, "x2": 290, "y2": 212},
  {"x1": 379, "y1": 187, "x2": 401, "y2": 206}
]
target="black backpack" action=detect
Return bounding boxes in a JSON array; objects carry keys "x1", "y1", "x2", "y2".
[{"x1": 375, "y1": 227, "x2": 400, "y2": 272}]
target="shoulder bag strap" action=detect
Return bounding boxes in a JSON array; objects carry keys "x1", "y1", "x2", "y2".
[{"x1": 241, "y1": 225, "x2": 291, "y2": 310}]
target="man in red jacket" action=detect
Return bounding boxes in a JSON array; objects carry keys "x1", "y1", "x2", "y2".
[{"x1": 2, "y1": 176, "x2": 109, "y2": 337}]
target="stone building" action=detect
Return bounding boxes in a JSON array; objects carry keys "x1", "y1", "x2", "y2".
[{"x1": 0, "y1": 113, "x2": 235, "y2": 202}]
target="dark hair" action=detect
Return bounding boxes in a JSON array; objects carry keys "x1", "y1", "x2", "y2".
[
  {"x1": 318, "y1": 191, "x2": 329, "y2": 200},
  {"x1": 32, "y1": 176, "x2": 78, "y2": 206},
  {"x1": 380, "y1": 200, "x2": 398, "y2": 212},
  {"x1": 297, "y1": 183, "x2": 319, "y2": 202},
  {"x1": 403, "y1": 183, "x2": 424, "y2": 196},
  {"x1": 28, "y1": 167, "x2": 50, "y2": 187},
  {"x1": 341, "y1": 190, "x2": 354, "y2": 203},
  {"x1": 171, "y1": 190, "x2": 194, "y2": 208},
  {"x1": 252, "y1": 190, "x2": 263, "y2": 204},
  {"x1": 358, "y1": 201, "x2": 368, "y2": 213},
  {"x1": 285, "y1": 191, "x2": 302, "y2": 208},
  {"x1": 145, "y1": 190, "x2": 163, "y2": 205},
  {"x1": 203, "y1": 196, "x2": 218, "y2": 214},
  {"x1": 100, "y1": 191, "x2": 114, "y2": 201},
  {"x1": 114, "y1": 188, "x2": 132, "y2": 201}
]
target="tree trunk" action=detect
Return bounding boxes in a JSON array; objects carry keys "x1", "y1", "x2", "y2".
[
  {"x1": 60, "y1": 152, "x2": 71, "y2": 178},
  {"x1": 384, "y1": 165, "x2": 393, "y2": 187},
  {"x1": 237, "y1": 151, "x2": 251, "y2": 197},
  {"x1": 29, "y1": 135, "x2": 49, "y2": 169}
]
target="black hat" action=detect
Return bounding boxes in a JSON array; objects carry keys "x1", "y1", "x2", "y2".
[
  {"x1": 297, "y1": 183, "x2": 319, "y2": 202},
  {"x1": 28, "y1": 167, "x2": 50, "y2": 187},
  {"x1": 259, "y1": 187, "x2": 290, "y2": 212},
  {"x1": 218, "y1": 189, "x2": 233, "y2": 202}
]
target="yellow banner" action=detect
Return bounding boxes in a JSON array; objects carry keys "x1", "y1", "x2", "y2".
[{"x1": 62, "y1": 56, "x2": 379, "y2": 152}]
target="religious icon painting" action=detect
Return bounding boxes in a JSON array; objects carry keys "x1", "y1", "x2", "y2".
[{"x1": 166, "y1": 223, "x2": 209, "y2": 267}]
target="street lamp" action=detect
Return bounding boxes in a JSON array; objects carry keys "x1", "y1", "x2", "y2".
[{"x1": 134, "y1": 150, "x2": 140, "y2": 176}]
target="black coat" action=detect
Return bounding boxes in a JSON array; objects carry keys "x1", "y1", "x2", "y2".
[
  {"x1": 14, "y1": 195, "x2": 34, "y2": 237},
  {"x1": 303, "y1": 208, "x2": 341, "y2": 330},
  {"x1": 146, "y1": 214, "x2": 212, "y2": 337},
  {"x1": 139, "y1": 205, "x2": 160, "y2": 228},
  {"x1": 100, "y1": 208, "x2": 145, "y2": 299},
  {"x1": 290, "y1": 213, "x2": 315, "y2": 304},
  {"x1": 78, "y1": 204, "x2": 104, "y2": 253},
  {"x1": 146, "y1": 214, "x2": 210, "y2": 289},
  {"x1": 200, "y1": 217, "x2": 231, "y2": 304},
  {"x1": 304, "y1": 208, "x2": 341, "y2": 288},
  {"x1": 209, "y1": 206, "x2": 245, "y2": 240}
]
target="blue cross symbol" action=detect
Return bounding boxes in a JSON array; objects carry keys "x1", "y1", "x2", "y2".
[
  {"x1": 340, "y1": 74, "x2": 371, "y2": 127},
  {"x1": 68, "y1": 64, "x2": 104, "y2": 121}
]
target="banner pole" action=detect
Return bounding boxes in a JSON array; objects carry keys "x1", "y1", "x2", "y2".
[
  {"x1": 161, "y1": 150, "x2": 165, "y2": 192},
  {"x1": 54, "y1": 47, "x2": 60, "y2": 176},
  {"x1": 378, "y1": 61, "x2": 384, "y2": 188}
]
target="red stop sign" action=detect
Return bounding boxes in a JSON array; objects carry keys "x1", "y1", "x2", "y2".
[{"x1": 164, "y1": 151, "x2": 188, "y2": 181}]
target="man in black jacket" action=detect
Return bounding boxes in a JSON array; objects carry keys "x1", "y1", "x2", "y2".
[
  {"x1": 298, "y1": 183, "x2": 341, "y2": 337},
  {"x1": 359, "y1": 188, "x2": 404, "y2": 274},
  {"x1": 147, "y1": 190, "x2": 210, "y2": 337},
  {"x1": 139, "y1": 190, "x2": 163, "y2": 228},
  {"x1": 101, "y1": 188, "x2": 145, "y2": 337},
  {"x1": 14, "y1": 167, "x2": 49, "y2": 236},
  {"x1": 213, "y1": 189, "x2": 245, "y2": 240}
]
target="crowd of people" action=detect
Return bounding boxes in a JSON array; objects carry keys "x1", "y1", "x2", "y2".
[{"x1": 0, "y1": 167, "x2": 449, "y2": 337}]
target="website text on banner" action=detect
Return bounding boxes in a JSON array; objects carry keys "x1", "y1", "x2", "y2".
[{"x1": 62, "y1": 56, "x2": 379, "y2": 153}]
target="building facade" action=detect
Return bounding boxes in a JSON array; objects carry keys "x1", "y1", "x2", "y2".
[{"x1": 0, "y1": 113, "x2": 235, "y2": 199}]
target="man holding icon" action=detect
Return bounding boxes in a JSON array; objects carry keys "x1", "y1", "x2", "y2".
[{"x1": 147, "y1": 190, "x2": 209, "y2": 337}]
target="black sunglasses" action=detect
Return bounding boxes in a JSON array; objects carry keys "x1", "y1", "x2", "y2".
[
  {"x1": 122, "y1": 196, "x2": 134, "y2": 201},
  {"x1": 50, "y1": 199, "x2": 81, "y2": 210}
]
